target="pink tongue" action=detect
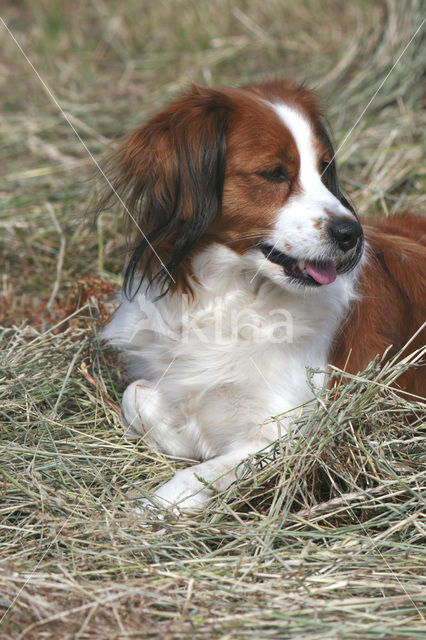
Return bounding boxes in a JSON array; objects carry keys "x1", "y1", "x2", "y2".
[{"x1": 305, "y1": 260, "x2": 337, "y2": 285}]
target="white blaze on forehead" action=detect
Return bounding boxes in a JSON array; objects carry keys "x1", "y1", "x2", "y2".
[
  {"x1": 271, "y1": 101, "x2": 352, "y2": 217},
  {"x1": 264, "y1": 101, "x2": 354, "y2": 262},
  {"x1": 272, "y1": 102, "x2": 323, "y2": 194}
]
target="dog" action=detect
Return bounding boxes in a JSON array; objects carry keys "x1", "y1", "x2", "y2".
[{"x1": 98, "y1": 80, "x2": 425, "y2": 511}]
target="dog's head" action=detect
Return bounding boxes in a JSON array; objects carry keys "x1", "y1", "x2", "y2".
[{"x1": 98, "y1": 80, "x2": 364, "y2": 296}]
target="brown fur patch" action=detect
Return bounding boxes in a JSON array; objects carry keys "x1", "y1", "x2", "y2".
[
  {"x1": 330, "y1": 213, "x2": 426, "y2": 397},
  {"x1": 323, "y1": 208, "x2": 335, "y2": 219}
]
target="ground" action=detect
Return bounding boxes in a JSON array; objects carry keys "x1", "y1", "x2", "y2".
[{"x1": 0, "y1": 1, "x2": 425, "y2": 638}]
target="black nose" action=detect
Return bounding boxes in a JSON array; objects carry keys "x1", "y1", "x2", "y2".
[{"x1": 328, "y1": 218, "x2": 363, "y2": 252}]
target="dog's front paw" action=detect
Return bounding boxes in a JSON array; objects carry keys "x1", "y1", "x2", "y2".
[
  {"x1": 121, "y1": 380, "x2": 163, "y2": 439},
  {"x1": 137, "y1": 469, "x2": 213, "y2": 514}
]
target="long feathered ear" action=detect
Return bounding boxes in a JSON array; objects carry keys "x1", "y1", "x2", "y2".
[{"x1": 97, "y1": 86, "x2": 232, "y2": 298}]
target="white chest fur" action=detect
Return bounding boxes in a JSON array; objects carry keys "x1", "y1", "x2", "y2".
[{"x1": 103, "y1": 244, "x2": 356, "y2": 464}]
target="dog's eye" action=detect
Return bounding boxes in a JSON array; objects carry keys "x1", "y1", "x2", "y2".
[{"x1": 259, "y1": 165, "x2": 290, "y2": 184}]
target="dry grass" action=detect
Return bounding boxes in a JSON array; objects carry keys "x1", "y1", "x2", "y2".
[{"x1": 0, "y1": 1, "x2": 425, "y2": 638}]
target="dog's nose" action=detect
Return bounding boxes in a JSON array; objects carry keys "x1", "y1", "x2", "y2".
[{"x1": 328, "y1": 218, "x2": 363, "y2": 252}]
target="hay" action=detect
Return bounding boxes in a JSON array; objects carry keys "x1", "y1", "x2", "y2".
[{"x1": 1, "y1": 0, "x2": 425, "y2": 637}]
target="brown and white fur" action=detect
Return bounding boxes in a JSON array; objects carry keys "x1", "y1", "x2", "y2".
[{"x1": 99, "y1": 80, "x2": 426, "y2": 512}]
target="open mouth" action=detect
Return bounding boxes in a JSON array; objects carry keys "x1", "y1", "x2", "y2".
[{"x1": 258, "y1": 243, "x2": 340, "y2": 287}]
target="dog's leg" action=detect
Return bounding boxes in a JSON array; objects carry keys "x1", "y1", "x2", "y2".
[
  {"x1": 121, "y1": 380, "x2": 164, "y2": 440},
  {"x1": 141, "y1": 440, "x2": 272, "y2": 513},
  {"x1": 121, "y1": 380, "x2": 193, "y2": 457}
]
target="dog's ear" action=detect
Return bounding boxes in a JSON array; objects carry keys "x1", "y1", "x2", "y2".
[
  {"x1": 98, "y1": 86, "x2": 232, "y2": 297},
  {"x1": 317, "y1": 120, "x2": 358, "y2": 217}
]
